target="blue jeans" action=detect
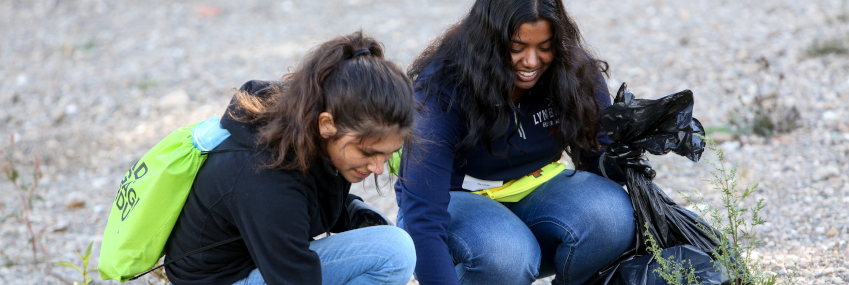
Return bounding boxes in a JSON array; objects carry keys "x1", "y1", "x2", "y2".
[
  {"x1": 233, "y1": 226, "x2": 416, "y2": 285},
  {"x1": 398, "y1": 171, "x2": 636, "y2": 285}
]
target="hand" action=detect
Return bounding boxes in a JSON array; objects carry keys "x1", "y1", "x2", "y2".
[
  {"x1": 607, "y1": 144, "x2": 656, "y2": 180},
  {"x1": 353, "y1": 208, "x2": 391, "y2": 228},
  {"x1": 347, "y1": 197, "x2": 392, "y2": 229}
]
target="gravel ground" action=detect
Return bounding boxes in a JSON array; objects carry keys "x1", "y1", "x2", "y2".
[{"x1": 1, "y1": 0, "x2": 847, "y2": 284}]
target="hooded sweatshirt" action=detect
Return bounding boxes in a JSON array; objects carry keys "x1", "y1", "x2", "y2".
[
  {"x1": 394, "y1": 63, "x2": 620, "y2": 285},
  {"x1": 165, "y1": 80, "x2": 353, "y2": 285}
]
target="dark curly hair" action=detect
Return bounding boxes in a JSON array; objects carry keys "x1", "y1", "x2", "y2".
[{"x1": 408, "y1": 0, "x2": 609, "y2": 168}]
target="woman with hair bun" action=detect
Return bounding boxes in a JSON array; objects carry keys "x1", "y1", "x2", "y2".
[
  {"x1": 165, "y1": 31, "x2": 417, "y2": 285},
  {"x1": 396, "y1": 0, "x2": 644, "y2": 284}
]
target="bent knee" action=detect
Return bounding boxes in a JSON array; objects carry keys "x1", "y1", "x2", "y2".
[
  {"x1": 372, "y1": 226, "x2": 417, "y2": 268},
  {"x1": 452, "y1": 232, "x2": 540, "y2": 282}
]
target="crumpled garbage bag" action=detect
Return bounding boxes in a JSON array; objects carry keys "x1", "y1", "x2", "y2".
[
  {"x1": 601, "y1": 83, "x2": 705, "y2": 162},
  {"x1": 600, "y1": 83, "x2": 719, "y2": 254},
  {"x1": 589, "y1": 245, "x2": 731, "y2": 285},
  {"x1": 585, "y1": 83, "x2": 725, "y2": 285}
]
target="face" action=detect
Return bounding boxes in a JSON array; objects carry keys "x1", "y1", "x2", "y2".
[
  {"x1": 319, "y1": 113, "x2": 404, "y2": 183},
  {"x1": 510, "y1": 19, "x2": 554, "y2": 97}
]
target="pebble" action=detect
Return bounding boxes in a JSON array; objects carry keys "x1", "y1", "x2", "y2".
[
  {"x1": 51, "y1": 220, "x2": 70, "y2": 232},
  {"x1": 16, "y1": 74, "x2": 28, "y2": 86},
  {"x1": 822, "y1": 111, "x2": 839, "y2": 121},
  {"x1": 827, "y1": 227, "x2": 839, "y2": 238},
  {"x1": 814, "y1": 166, "x2": 840, "y2": 181},
  {"x1": 65, "y1": 104, "x2": 78, "y2": 115},
  {"x1": 65, "y1": 200, "x2": 85, "y2": 209}
]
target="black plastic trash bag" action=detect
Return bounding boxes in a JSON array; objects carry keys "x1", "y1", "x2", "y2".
[
  {"x1": 584, "y1": 83, "x2": 725, "y2": 285},
  {"x1": 601, "y1": 83, "x2": 719, "y2": 254},
  {"x1": 601, "y1": 83, "x2": 706, "y2": 163},
  {"x1": 591, "y1": 245, "x2": 731, "y2": 285}
]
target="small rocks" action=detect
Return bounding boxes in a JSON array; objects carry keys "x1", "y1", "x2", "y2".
[
  {"x1": 65, "y1": 191, "x2": 87, "y2": 209},
  {"x1": 823, "y1": 187, "x2": 835, "y2": 196},
  {"x1": 710, "y1": 132, "x2": 737, "y2": 144},
  {"x1": 65, "y1": 104, "x2": 78, "y2": 116},
  {"x1": 52, "y1": 220, "x2": 70, "y2": 232},
  {"x1": 827, "y1": 227, "x2": 839, "y2": 238},
  {"x1": 158, "y1": 89, "x2": 191, "y2": 110},
  {"x1": 814, "y1": 166, "x2": 840, "y2": 181},
  {"x1": 16, "y1": 74, "x2": 28, "y2": 86},
  {"x1": 719, "y1": 140, "x2": 741, "y2": 151},
  {"x1": 195, "y1": 4, "x2": 222, "y2": 17},
  {"x1": 66, "y1": 200, "x2": 85, "y2": 209}
]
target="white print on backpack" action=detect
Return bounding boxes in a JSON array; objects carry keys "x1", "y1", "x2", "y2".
[
  {"x1": 533, "y1": 107, "x2": 561, "y2": 128},
  {"x1": 116, "y1": 161, "x2": 148, "y2": 221}
]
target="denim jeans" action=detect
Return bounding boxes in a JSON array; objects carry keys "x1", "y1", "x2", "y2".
[
  {"x1": 398, "y1": 170, "x2": 636, "y2": 285},
  {"x1": 232, "y1": 225, "x2": 416, "y2": 285}
]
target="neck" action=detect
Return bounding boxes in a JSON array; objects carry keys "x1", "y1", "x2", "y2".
[{"x1": 511, "y1": 88, "x2": 528, "y2": 103}]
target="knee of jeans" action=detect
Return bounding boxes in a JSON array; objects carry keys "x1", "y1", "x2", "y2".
[
  {"x1": 454, "y1": 231, "x2": 540, "y2": 281},
  {"x1": 376, "y1": 226, "x2": 417, "y2": 270},
  {"x1": 577, "y1": 205, "x2": 634, "y2": 250}
]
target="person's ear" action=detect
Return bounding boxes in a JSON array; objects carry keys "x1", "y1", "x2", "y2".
[{"x1": 318, "y1": 112, "x2": 337, "y2": 139}]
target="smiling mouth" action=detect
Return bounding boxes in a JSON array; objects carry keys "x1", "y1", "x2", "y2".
[
  {"x1": 517, "y1": 69, "x2": 538, "y2": 81},
  {"x1": 354, "y1": 169, "x2": 370, "y2": 178},
  {"x1": 518, "y1": 70, "x2": 536, "y2": 77}
]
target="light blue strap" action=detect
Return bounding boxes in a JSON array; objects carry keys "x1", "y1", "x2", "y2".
[{"x1": 192, "y1": 115, "x2": 231, "y2": 151}]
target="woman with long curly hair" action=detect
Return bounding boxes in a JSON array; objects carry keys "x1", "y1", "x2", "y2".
[
  {"x1": 164, "y1": 31, "x2": 417, "y2": 285},
  {"x1": 395, "y1": 1, "x2": 643, "y2": 284}
]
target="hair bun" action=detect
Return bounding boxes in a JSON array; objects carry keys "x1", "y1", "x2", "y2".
[{"x1": 352, "y1": 48, "x2": 371, "y2": 58}]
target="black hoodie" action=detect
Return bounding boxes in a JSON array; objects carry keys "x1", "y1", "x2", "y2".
[{"x1": 165, "y1": 80, "x2": 353, "y2": 285}]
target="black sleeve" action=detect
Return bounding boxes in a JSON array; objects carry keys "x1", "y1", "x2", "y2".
[
  {"x1": 329, "y1": 217, "x2": 352, "y2": 233},
  {"x1": 588, "y1": 152, "x2": 627, "y2": 184},
  {"x1": 328, "y1": 194, "x2": 360, "y2": 233},
  {"x1": 584, "y1": 73, "x2": 627, "y2": 184},
  {"x1": 229, "y1": 165, "x2": 322, "y2": 285}
]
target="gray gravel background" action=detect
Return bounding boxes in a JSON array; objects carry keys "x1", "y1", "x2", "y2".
[{"x1": 1, "y1": 0, "x2": 847, "y2": 284}]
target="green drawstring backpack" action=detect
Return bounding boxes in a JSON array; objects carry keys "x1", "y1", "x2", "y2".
[{"x1": 98, "y1": 116, "x2": 238, "y2": 282}]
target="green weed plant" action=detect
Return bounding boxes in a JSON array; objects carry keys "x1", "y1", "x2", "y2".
[
  {"x1": 806, "y1": 38, "x2": 849, "y2": 57},
  {"x1": 644, "y1": 223, "x2": 701, "y2": 285},
  {"x1": 1, "y1": 134, "x2": 48, "y2": 265},
  {"x1": 53, "y1": 241, "x2": 96, "y2": 285},
  {"x1": 643, "y1": 136, "x2": 797, "y2": 285},
  {"x1": 728, "y1": 58, "x2": 800, "y2": 138}
]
